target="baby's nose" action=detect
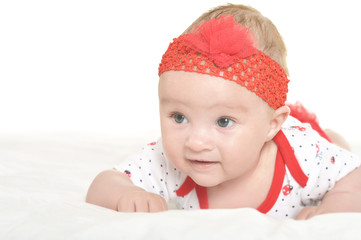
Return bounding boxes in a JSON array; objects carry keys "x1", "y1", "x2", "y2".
[{"x1": 184, "y1": 128, "x2": 214, "y2": 152}]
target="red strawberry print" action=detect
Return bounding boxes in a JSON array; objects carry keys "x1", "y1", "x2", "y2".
[
  {"x1": 316, "y1": 144, "x2": 320, "y2": 154},
  {"x1": 124, "y1": 170, "x2": 132, "y2": 178},
  {"x1": 282, "y1": 184, "x2": 293, "y2": 196},
  {"x1": 292, "y1": 126, "x2": 306, "y2": 132},
  {"x1": 148, "y1": 142, "x2": 157, "y2": 146},
  {"x1": 330, "y1": 156, "x2": 335, "y2": 164}
]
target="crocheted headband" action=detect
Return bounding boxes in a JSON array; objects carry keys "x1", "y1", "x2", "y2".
[{"x1": 158, "y1": 15, "x2": 289, "y2": 109}]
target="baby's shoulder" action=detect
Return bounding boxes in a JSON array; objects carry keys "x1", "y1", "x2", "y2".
[
  {"x1": 119, "y1": 139, "x2": 169, "y2": 169},
  {"x1": 281, "y1": 116, "x2": 360, "y2": 172},
  {"x1": 281, "y1": 116, "x2": 320, "y2": 154}
]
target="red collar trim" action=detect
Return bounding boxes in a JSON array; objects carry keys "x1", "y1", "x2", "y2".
[
  {"x1": 176, "y1": 177, "x2": 208, "y2": 209},
  {"x1": 176, "y1": 176, "x2": 196, "y2": 196},
  {"x1": 176, "y1": 130, "x2": 308, "y2": 211},
  {"x1": 273, "y1": 130, "x2": 308, "y2": 187},
  {"x1": 256, "y1": 149, "x2": 285, "y2": 213}
]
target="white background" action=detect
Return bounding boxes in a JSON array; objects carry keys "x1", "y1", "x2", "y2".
[{"x1": 1, "y1": 0, "x2": 360, "y2": 142}]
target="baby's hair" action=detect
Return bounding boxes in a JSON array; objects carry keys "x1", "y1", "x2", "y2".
[{"x1": 183, "y1": 4, "x2": 289, "y2": 76}]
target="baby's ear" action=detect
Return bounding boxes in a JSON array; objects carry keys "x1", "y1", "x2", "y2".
[{"x1": 266, "y1": 106, "x2": 290, "y2": 141}]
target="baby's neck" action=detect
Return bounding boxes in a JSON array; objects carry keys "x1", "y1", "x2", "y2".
[{"x1": 207, "y1": 140, "x2": 278, "y2": 209}]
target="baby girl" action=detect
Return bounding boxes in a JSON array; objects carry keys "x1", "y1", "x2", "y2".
[{"x1": 86, "y1": 4, "x2": 361, "y2": 220}]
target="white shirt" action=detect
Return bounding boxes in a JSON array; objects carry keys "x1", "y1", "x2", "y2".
[{"x1": 114, "y1": 116, "x2": 360, "y2": 219}]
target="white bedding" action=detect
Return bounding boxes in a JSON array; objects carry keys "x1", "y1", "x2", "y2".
[{"x1": 1, "y1": 132, "x2": 361, "y2": 240}]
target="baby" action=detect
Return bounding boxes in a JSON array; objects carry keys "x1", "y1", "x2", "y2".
[{"x1": 86, "y1": 4, "x2": 361, "y2": 220}]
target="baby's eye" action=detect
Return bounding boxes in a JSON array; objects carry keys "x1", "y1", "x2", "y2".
[
  {"x1": 217, "y1": 117, "x2": 235, "y2": 128},
  {"x1": 173, "y1": 113, "x2": 188, "y2": 124}
]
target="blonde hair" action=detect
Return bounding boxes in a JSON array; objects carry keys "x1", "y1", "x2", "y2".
[{"x1": 183, "y1": 4, "x2": 289, "y2": 75}]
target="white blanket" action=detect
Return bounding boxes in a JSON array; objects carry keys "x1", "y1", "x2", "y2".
[{"x1": 1, "y1": 132, "x2": 361, "y2": 239}]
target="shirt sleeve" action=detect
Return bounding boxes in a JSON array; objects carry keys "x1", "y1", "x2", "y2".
[
  {"x1": 113, "y1": 140, "x2": 180, "y2": 202},
  {"x1": 284, "y1": 119, "x2": 361, "y2": 206}
]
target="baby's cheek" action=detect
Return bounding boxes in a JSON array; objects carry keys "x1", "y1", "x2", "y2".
[
  {"x1": 166, "y1": 152, "x2": 182, "y2": 168},
  {"x1": 162, "y1": 141, "x2": 179, "y2": 162}
]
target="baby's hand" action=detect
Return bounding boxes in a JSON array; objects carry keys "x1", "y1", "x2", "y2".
[
  {"x1": 295, "y1": 206, "x2": 319, "y2": 220},
  {"x1": 117, "y1": 189, "x2": 168, "y2": 212}
]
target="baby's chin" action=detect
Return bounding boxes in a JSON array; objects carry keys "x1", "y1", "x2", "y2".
[{"x1": 190, "y1": 174, "x2": 224, "y2": 188}]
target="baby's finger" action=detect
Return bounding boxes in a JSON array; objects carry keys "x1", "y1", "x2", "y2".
[
  {"x1": 118, "y1": 199, "x2": 136, "y2": 212},
  {"x1": 295, "y1": 206, "x2": 317, "y2": 220},
  {"x1": 149, "y1": 197, "x2": 168, "y2": 212},
  {"x1": 133, "y1": 198, "x2": 150, "y2": 212}
]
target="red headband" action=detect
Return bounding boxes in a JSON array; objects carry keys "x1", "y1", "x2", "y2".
[{"x1": 158, "y1": 15, "x2": 289, "y2": 109}]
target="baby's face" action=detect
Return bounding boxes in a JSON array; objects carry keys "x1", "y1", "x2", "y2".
[{"x1": 158, "y1": 71, "x2": 274, "y2": 188}]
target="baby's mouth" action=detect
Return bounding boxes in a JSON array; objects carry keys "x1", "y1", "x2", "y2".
[{"x1": 189, "y1": 159, "x2": 219, "y2": 169}]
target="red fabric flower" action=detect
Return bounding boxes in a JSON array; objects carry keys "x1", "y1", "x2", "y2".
[{"x1": 184, "y1": 15, "x2": 257, "y2": 68}]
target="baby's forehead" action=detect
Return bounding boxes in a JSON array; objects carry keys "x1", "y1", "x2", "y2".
[{"x1": 159, "y1": 71, "x2": 267, "y2": 111}]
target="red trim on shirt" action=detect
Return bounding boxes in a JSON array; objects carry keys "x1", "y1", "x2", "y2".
[
  {"x1": 176, "y1": 176, "x2": 196, "y2": 196},
  {"x1": 256, "y1": 149, "x2": 285, "y2": 213},
  {"x1": 176, "y1": 130, "x2": 309, "y2": 212},
  {"x1": 195, "y1": 185, "x2": 209, "y2": 209},
  {"x1": 273, "y1": 131, "x2": 308, "y2": 187},
  {"x1": 176, "y1": 177, "x2": 208, "y2": 209}
]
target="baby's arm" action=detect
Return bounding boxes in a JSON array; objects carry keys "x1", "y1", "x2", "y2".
[
  {"x1": 296, "y1": 166, "x2": 361, "y2": 219},
  {"x1": 86, "y1": 169, "x2": 168, "y2": 212}
]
